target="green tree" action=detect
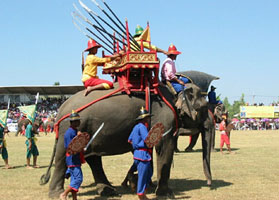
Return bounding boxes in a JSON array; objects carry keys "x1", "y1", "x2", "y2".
[
  {"x1": 53, "y1": 82, "x2": 60, "y2": 86},
  {"x1": 223, "y1": 93, "x2": 246, "y2": 119}
]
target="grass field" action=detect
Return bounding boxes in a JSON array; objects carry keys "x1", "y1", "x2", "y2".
[{"x1": 0, "y1": 130, "x2": 278, "y2": 200}]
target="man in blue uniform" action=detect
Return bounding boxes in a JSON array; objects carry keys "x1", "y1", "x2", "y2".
[
  {"x1": 128, "y1": 107, "x2": 153, "y2": 200},
  {"x1": 208, "y1": 85, "x2": 222, "y2": 104},
  {"x1": 60, "y1": 111, "x2": 84, "y2": 200}
]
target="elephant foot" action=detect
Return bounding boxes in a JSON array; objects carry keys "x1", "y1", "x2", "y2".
[
  {"x1": 121, "y1": 180, "x2": 128, "y2": 188},
  {"x1": 207, "y1": 179, "x2": 212, "y2": 186},
  {"x1": 96, "y1": 183, "x2": 119, "y2": 196},
  {"x1": 149, "y1": 181, "x2": 157, "y2": 188},
  {"x1": 211, "y1": 148, "x2": 217, "y2": 152},
  {"x1": 174, "y1": 148, "x2": 180, "y2": 153},
  {"x1": 49, "y1": 188, "x2": 64, "y2": 199},
  {"x1": 156, "y1": 186, "x2": 174, "y2": 198},
  {"x1": 185, "y1": 147, "x2": 193, "y2": 152}
]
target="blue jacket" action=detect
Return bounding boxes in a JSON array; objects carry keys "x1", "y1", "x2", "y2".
[
  {"x1": 64, "y1": 127, "x2": 81, "y2": 167},
  {"x1": 128, "y1": 123, "x2": 152, "y2": 161}
]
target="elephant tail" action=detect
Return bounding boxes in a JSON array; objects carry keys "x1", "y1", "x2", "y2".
[{"x1": 39, "y1": 138, "x2": 58, "y2": 185}]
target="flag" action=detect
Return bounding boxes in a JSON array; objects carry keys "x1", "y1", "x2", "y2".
[
  {"x1": 0, "y1": 110, "x2": 8, "y2": 127},
  {"x1": 18, "y1": 105, "x2": 37, "y2": 123},
  {"x1": 137, "y1": 26, "x2": 151, "y2": 42}
]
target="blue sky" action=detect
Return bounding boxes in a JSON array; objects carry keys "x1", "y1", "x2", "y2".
[{"x1": 1, "y1": 0, "x2": 278, "y2": 104}]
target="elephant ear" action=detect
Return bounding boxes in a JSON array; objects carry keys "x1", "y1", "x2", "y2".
[
  {"x1": 180, "y1": 86, "x2": 198, "y2": 121},
  {"x1": 175, "y1": 93, "x2": 183, "y2": 110}
]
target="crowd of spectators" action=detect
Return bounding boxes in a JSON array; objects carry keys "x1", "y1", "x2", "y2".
[
  {"x1": 233, "y1": 118, "x2": 279, "y2": 130},
  {"x1": 1, "y1": 97, "x2": 68, "y2": 123}
]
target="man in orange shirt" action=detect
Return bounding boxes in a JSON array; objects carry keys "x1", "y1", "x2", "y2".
[{"x1": 82, "y1": 39, "x2": 120, "y2": 96}]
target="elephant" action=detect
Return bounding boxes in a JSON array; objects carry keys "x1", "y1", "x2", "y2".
[
  {"x1": 43, "y1": 119, "x2": 55, "y2": 135},
  {"x1": 42, "y1": 79, "x2": 213, "y2": 198},
  {"x1": 184, "y1": 103, "x2": 228, "y2": 152},
  {"x1": 16, "y1": 118, "x2": 41, "y2": 136}
]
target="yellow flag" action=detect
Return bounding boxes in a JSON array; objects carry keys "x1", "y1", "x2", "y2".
[
  {"x1": 18, "y1": 105, "x2": 36, "y2": 123},
  {"x1": 0, "y1": 110, "x2": 8, "y2": 127},
  {"x1": 138, "y1": 26, "x2": 151, "y2": 42}
]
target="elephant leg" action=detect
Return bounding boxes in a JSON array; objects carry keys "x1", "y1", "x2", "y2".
[
  {"x1": 211, "y1": 129, "x2": 216, "y2": 151},
  {"x1": 173, "y1": 134, "x2": 180, "y2": 152},
  {"x1": 85, "y1": 155, "x2": 117, "y2": 196},
  {"x1": 121, "y1": 161, "x2": 137, "y2": 187},
  {"x1": 185, "y1": 133, "x2": 199, "y2": 152},
  {"x1": 201, "y1": 128, "x2": 212, "y2": 186},
  {"x1": 155, "y1": 134, "x2": 175, "y2": 198},
  {"x1": 48, "y1": 137, "x2": 67, "y2": 198}
]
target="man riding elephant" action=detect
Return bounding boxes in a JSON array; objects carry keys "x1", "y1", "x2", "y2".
[{"x1": 161, "y1": 44, "x2": 190, "y2": 94}]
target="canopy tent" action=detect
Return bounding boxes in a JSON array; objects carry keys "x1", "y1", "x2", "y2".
[{"x1": 0, "y1": 85, "x2": 84, "y2": 95}]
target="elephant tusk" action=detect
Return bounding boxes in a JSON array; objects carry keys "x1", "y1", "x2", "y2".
[{"x1": 162, "y1": 127, "x2": 173, "y2": 137}]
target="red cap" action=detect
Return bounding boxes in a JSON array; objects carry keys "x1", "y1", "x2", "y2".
[
  {"x1": 84, "y1": 39, "x2": 101, "y2": 51},
  {"x1": 167, "y1": 44, "x2": 181, "y2": 55}
]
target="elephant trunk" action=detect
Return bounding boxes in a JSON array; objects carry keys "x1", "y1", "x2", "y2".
[{"x1": 39, "y1": 139, "x2": 58, "y2": 185}]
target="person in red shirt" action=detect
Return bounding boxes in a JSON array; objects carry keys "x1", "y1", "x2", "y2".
[{"x1": 219, "y1": 114, "x2": 233, "y2": 154}]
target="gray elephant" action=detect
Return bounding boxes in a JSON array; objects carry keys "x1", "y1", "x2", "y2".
[
  {"x1": 43, "y1": 119, "x2": 55, "y2": 135},
  {"x1": 41, "y1": 79, "x2": 213, "y2": 198},
  {"x1": 183, "y1": 103, "x2": 226, "y2": 152},
  {"x1": 16, "y1": 118, "x2": 41, "y2": 136}
]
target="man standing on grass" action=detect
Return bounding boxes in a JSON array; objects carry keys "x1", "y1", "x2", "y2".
[
  {"x1": 128, "y1": 107, "x2": 153, "y2": 200},
  {"x1": 219, "y1": 113, "x2": 233, "y2": 154},
  {"x1": 60, "y1": 111, "x2": 84, "y2": 200},
  {"x1": 18, "y1": 104, "x2": 40, "y2": 169},
  {"x1": 0, "y1": 106, "x2": 13, "y2": 169},
  {"x1": 25, "y1": 119, "x2": 40, "y2": 169}
]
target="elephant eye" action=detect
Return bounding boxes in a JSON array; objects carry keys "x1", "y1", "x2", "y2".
[{"x1": 188, "y1": 94, "x2": 193, "y2": 101}]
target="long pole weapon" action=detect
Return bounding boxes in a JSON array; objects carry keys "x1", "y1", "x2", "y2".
[
  {"x1": 79, "y1": 0, "x2": 139, "y2": 51},
  {"x1": 91, "y1": 0, "x2": 141, "y2": 51},
  {"x1": 73, "y1": 13, "x2": 131, "y2": 53},
  {"x1": 73, "y1": 3, "x2": 116, "y2": 49},
  {"x1": 100, "y1": 0, "x2": 142, "y2": 50},
  {"x1": 72, "y1": 13, "x2": 114, "y2": 54},
  {"x1": 79, "y1": 0, "x2": 126, "y2": 45}
]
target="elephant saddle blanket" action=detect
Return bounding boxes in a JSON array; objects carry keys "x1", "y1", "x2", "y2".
[
  {"x1": 145, "y1": 123, "x2": 164, "y2": 148},
  {"x1": 67, "y1": 132, "x2": 90, "y2": 155}
]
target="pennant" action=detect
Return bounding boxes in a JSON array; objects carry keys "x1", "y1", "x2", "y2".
[
  {"x1": 137, "y1": 26, "x2": 151, "y2": 42},
  {"x1": 18, "y1": 105, "x2": 37, "y2": 123},
  {"x1": 0, "y1": 109, "x2": 8, "y2": 127}
]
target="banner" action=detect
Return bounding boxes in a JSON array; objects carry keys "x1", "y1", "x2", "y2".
[
  {"x1": 240, "y1": 106, "x2": 276, "y2": 118},
  {"x1": 18, "y1": 105, "x2": 36, "y2": 123},
  {"x1": 0, "y1": 110, "x2": 8, "y2": 127}
]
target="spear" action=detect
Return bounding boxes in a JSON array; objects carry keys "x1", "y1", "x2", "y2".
[
  {"x1": 72, "y1": 11, "x2": 127, "y2": 52},
  {"x1": 98, "y1": 0, "x2": 141, "y2": 50},
  {"x1": 91, "y1": 0, "x2": 140, "y2": 50},
  {"x1": 72, "y1": 14, "x2": 114, "y2": 54},
  {"x1": 79, "y1": 0, "x2": 140, "y2": 51},
  {"x1": 79, "y1": 0, "x2": 125, "y2": 44},
  {"x1": 72, "y1": 19, "x2": 114, "y2": 55},
  {"x1": 73, "y1": 7, "x2": 138, "y2": 51},
  {"x1": 73, "y1": 3, "x2": 115, "y2": 48}
]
